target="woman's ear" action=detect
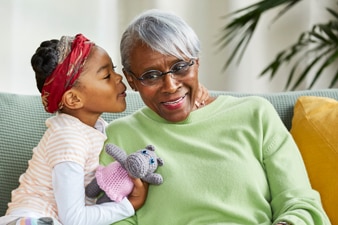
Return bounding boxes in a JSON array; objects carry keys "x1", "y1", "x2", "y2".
[
  {"x1": 123, "y1": 68, "x2": 138, "y2": 91},
  {"x1": 61, "y1": 89, "x2": 84, "y2": 110}
]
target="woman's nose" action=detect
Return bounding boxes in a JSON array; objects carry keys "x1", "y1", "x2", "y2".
[{"x1": 161, "y1": 73, "x2": 179, "y2": 92}]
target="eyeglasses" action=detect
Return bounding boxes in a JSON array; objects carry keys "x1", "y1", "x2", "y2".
[{"x1": 126, "y1": 59, "x2": 195, "y2": 86}]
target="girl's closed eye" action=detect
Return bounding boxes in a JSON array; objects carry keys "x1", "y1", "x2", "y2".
[
  {"x1": 103, "y1": 65, "x2": 117, "y2": 79},
  {"x1": 104, "y1": 74, "x2": 111, "y2": 79}
]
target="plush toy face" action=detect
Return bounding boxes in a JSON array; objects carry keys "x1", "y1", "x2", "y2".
[
  {"x1": 105, "y1": 144, "x2": 164, "y2": 185},
  {"x1": 126, "y1": 148, "x2": 163, "y2": 178}
]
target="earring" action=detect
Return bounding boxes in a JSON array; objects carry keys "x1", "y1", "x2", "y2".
[{"x1": 58, "y1": 102, "x2": 64, "y2": 111}]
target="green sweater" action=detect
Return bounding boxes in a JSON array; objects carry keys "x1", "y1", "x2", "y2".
[{"x1": 101, "y1": 96, "x2": 330, "y2": 225}]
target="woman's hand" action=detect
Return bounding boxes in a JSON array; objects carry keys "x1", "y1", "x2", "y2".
[
  {"x1": 193, "y1": 83, "x2": 210, "y2": 110},
  {"x1": 128, "y1": 178, "x2": 149, "y2": 210}
]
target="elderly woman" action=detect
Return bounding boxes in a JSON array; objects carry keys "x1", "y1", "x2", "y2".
[{"x1": 101, "y1": 9, "x2": 331, "y2": 225}]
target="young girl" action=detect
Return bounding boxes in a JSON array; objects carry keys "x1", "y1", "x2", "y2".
[{"x1": 0, "y1": 34, "x2": 148, "y2": 225}]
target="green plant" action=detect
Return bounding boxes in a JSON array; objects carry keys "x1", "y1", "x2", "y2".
[{"x1": 218, "y1": 0, "x2": 338, "y2": 90}]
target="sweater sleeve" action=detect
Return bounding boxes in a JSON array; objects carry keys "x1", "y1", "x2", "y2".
[
  {"x1": 53, "y1": 162, "x2": 134, "y2": 225},
  {"x1": 260, "y1": 99, "x2": 331, "y2": 225}
]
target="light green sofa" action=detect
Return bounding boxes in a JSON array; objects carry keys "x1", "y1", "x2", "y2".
[{"x1": 1, "y1": 89, "x2": 338, "y2": 217}]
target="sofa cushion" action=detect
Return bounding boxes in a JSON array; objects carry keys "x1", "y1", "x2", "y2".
[{"x1": 290, "y1": 96, "x2": 338, "y2": 224}]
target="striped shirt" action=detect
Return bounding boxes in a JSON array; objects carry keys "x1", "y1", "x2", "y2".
[{"x1": 6, "y1": 113, "x2": 107, "y2": 220}]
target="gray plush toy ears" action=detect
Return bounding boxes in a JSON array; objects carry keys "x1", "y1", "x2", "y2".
[
  {"x1": 145, "y1": 144, "x2": 155, "y2": 151},
  {"x1": 157, "y1": 158, "x2": 164, "y2": 166}
]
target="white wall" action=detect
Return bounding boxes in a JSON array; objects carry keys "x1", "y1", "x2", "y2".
[{"x1": 0, "y1": 0, "x2": 336, "y2": 95}]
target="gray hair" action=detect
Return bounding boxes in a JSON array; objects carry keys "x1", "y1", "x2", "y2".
[{"x1": 120, "y1": 9, "x2": 201, "y2": 70}]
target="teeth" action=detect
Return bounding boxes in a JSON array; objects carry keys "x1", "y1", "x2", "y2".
[{"x1": 164, "y1": 97, "x2": 183, "y2": 105}]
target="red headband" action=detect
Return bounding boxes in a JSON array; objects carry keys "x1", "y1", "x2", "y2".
[{"x1": 41, "y1": 34, "x2": 94, "y2": 113}]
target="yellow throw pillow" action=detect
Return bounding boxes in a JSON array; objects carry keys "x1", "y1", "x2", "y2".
[{"x1": 290, "y1": 96, "x2": 338, "y2": 224}]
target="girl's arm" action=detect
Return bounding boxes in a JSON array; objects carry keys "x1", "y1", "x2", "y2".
[{"x1": 53, "y1": 162, "x2": 134, "y2": 225}]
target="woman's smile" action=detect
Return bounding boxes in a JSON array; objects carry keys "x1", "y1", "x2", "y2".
[{"x1": 161, "y1": 94, "x2": 187, "y2": 110}]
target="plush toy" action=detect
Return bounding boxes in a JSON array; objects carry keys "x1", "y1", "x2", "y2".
[{"x1": 86, "y1": 144, "x2": 164, "y2": 204}]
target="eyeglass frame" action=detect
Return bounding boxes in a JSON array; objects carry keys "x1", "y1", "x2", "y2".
[{"x1": 124, "y1": 59, "x2": 195, "y2": 86}]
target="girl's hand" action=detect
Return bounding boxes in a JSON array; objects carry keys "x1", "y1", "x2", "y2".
[{"x1": 128, "y1": 178, "x2": 149, "y2": 210}]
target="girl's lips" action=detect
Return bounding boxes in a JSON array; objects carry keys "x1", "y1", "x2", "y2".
[{"x1": 118, "y1": 90, "x2": 127, "y2": 98}]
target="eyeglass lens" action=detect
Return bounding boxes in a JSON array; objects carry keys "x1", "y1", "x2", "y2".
[{"x1": 140, "y1": 60, "x2": 194, "y2": 86}]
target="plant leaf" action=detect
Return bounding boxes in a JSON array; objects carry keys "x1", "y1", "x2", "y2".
[
  {"x1": 260, "y1": 10, "x2": 338, "y2": 90},
  {"x1": 216, "y1": 0, "x2": 302, "y2": 71},
  {"x1": 218, "y1": 0, "x2": 338, "y2": 90}
]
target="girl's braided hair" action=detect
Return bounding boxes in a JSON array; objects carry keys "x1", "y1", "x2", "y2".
[{"x1": 31, "y1": 39, "x2": 59, "y2": 93}]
